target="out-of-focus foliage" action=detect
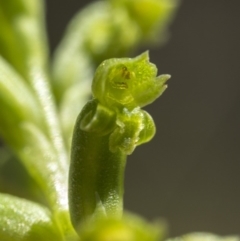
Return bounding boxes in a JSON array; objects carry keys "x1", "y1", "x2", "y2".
[
  {"x1": 79, "y1": 213, "x2": 167, "y2": 241},
  {"x1": 166, "y1": 233, "x2": 240, "y2": 241}
]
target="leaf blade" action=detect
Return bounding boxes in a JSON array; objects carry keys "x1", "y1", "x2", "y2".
[{"x1": 0, "y1": 193, "x2": 64, "y2": 241}]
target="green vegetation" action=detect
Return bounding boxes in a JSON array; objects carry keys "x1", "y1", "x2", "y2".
[{"x1": 0, "y1": 0, "x2": 238, "y2": 240}]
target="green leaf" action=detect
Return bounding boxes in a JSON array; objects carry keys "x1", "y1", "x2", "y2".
[
  {"x1": 0, "y1": 0, "x2": 67, "y2": 167},
  {"x1": 0, "y1": 193, "x2": 64, "y2": 241},
  {"x1": 0, "y1": 147, "x2": 44, "y2": 204},
  {"x1": 0, "y1": 55, "x2": 44, "y2": 147},
  {"x1": 17, "y1": 122, "x2": 73, "y2": 235},
  {"x1": 0, "y1": 0, "x2": 48, "y2": 80},
  {"x1": 0, "y1": 3, "x2": 68, "y2": 225},
  {"x1": 110, "y1": 0, "x2": 179, "y2": 42},
  {"x1": 0, "y1": 55, "x2": 72, "y2": 235},
  {"x1": 166, "y1": 233, "x2": 240, "y2": 241}
]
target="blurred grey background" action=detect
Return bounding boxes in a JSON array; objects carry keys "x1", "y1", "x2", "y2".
[{"x1": 46, "y1": 0, "x2": 240, "y2": 237}]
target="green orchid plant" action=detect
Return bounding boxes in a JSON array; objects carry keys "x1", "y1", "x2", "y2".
[{"x1": 0, "y1": 0, "x2": 238, "y2": 240}]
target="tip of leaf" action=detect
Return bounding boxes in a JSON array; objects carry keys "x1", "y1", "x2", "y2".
[
  {"x1": 157, "y1": 74, "x2": 171, "y2": 85},
  {"x1": 137, "y1": 51, "x2": 150, "y2": 61}
]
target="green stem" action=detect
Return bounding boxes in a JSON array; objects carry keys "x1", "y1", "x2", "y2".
[{"x1": 69, "y1": 100, "x2": 126, "y2": 230}]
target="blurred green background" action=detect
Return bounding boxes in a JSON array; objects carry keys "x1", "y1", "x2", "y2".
[
  {"x1": 45, "y1": 0, "x2": 240, "y2": 236},
  {"x1": 1, "y1": 0, "x2": 239, "y2": 237}
]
